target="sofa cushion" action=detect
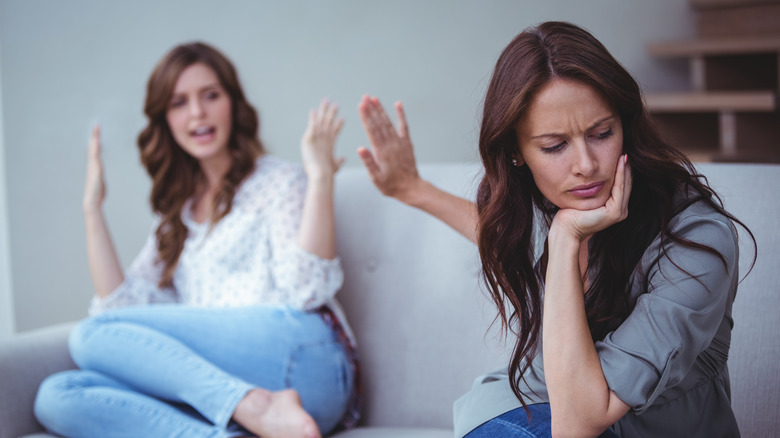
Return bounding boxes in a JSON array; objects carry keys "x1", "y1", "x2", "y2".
[{"x1": 332, "y1": 427, "x2": 452, "y2": 438}]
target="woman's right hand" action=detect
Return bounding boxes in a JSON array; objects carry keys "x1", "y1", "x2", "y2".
[
  {"x1": 549, "y1": 154, "x2": 632, "y2": 244},
  {"x1": 82, "y1": 124, "x2": 125, "y2": 297},
  {"x1": 357, "y1": 95, "x2": 424, "y2": 205},
  {"x1": 83, "y1": 125, "x2": 106, "y2": 214}
]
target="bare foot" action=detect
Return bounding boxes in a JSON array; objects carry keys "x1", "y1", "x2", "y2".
[{"x1": 233, "y1": 388, "x2": 321, "y2": 438}]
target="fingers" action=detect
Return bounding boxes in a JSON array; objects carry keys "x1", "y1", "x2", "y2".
[
  {"x1": 371, "y1": 97, "x2": 397, "y2": 141},
  {"x1": 309, "y1": 99, "x2": 343, "y2": 134},
  {"x1": 357, "y1": 146, "x2": 382, "y2": 179},
  {"x1": 88, "y1": 124, "x2": 102, "y2": 159},
  {"x1": 358, "y1": 95, "x2": 384, "y2": 148},
  {"x1": 622, "y1": 155, "x2": 633, "y2": 212},
  {"x1": 319, "y1": 98, "x2": 338, "y2": 129},
  {"x1": 83, "y1": 124, "x2": 106, "y2": 210},
  {"x1": 358, "y1": 96, "x2": 382, "y2": 140},
  {"x1": 610, "y1": 154, "x2": 631, "y2": 221},
  {"x1": 333, "y1": 117, "x2": 345, "y2": 137},
  {"x1": 395, "y1": 101, "x2": 409, "y2": 138},
  {"x1": 358, "y1": 93, "x2": 419, "y2": 157}
]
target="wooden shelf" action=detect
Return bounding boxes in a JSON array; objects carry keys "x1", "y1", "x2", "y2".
[
  {"x1": 645, "y1": 0, "x2": 780, "y2": 163},
  {"x1": 691, "y1": 0, "x2": 780, "y2": 10},
  {"x1": 644, "y1": 91, "x2": 777, "y2": 112},
  {"x1": 648, "y1": 35, "x2": 780, "y2": 57},
  {"x1": 650, "y1": 111, "x2": 780, "y2": 162},
  {"x1": 696, "y1": 2, "x2": 780, "y2": 37}
]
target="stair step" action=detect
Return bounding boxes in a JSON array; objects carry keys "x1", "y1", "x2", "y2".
[
  {"x1": 691, "y1": 0, "x2": 780, "y2": 10},
  {"x1": 696, "y1": 2, "x2": 780, "y2": 37},
  {"x1": 645, "y1": 91, "x2": 777, "y2": 112},
  {"x1": 648, "y1": 35, "x2": 780, "y2": 57}
]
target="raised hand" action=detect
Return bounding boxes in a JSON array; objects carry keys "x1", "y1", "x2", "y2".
[
  {"x1": 300, "y1": 99, "x2": 345, "y2": 181},
  {"x1": 357, "y1": 95, "x2": 423, "y2": 203},
  {"x1": 551, "y1": 155, "x2": 633, "y2": 242},
  {"x1": 82, "y1": 124, "x2": 125, "y2": 297},
  {"x1": 83, "y1": 125, "x2": 106, "y2": 213}
]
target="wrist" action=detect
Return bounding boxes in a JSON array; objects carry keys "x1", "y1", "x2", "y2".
[
  {"x1": 395, "y1": 177, "x2": 429, "y2": 207},
  {"x1": 305, "y1": 173, "x2": 335, "y2": 190},
  {"x1": 83, "y1": 204, "x2": 104, "y2": 218},
  {"x1": 547, "y1": 223, "x2": 581, "y2": 255}
]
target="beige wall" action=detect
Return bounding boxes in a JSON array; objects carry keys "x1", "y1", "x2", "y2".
[{"x1": 0, "y1": 0, "x2": 696, "y2": 333}]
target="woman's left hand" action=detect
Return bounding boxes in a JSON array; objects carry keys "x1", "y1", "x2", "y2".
[
  {"x1": 551, "y1": 154, "x2": 633, "y2": 242},
  {"x1": 301, "y1": 99, "x2": 345, "y2": 180}
]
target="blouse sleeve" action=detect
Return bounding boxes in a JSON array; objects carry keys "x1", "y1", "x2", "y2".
[
  {"x1": 88, "y1": 218, "x2": 178, "y2": 315},
  {"x1": 595, "y1": 210, "x2": 739, "y2": 412},
  {"x1": 267, "y1": 165, "x2": 343, "y2": 311}
]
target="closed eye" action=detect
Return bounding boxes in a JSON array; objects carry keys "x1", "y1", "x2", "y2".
[
  {"x1": 541, "y1": 142, "x2": 566, "y2": 154},
  {"x1": 595, "y1": 128, "x2": 613, "y2": 140},
  {"x1": 204, "y1": 90, "x2": 221, "y2": 100},
  {"x1": 169, "y1": 97, "x2": 186, "y2": 108}
]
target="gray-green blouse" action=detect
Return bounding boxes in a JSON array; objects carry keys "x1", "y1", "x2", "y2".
[{"x1": 454, "y1": 194, "x2": 741, "y2": 438}]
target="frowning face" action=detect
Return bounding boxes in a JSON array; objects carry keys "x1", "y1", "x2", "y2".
[{"x1": 515, "y1": 78, "x2": 624, "y2": 211}]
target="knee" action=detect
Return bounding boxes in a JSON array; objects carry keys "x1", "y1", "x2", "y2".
[
  {"x1": 34, "y1": 370, "x2": 82, "y2": 431},
  {"x1": 67, "y1": 315, "x2": 113, "y2": 367}
]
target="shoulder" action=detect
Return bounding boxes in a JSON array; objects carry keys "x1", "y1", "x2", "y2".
[
  {"x1": 234, "y1": 155, "x2": 306, "y2": 209},
  {"x1": 635, "y1": 189, "x2": 740, "y2": 292},
  {"x1": 667, "y1": 190, "x2": 738, "y2": 256},
  {"x1": 244, "y1": 155, "x2": 305, "y2": 189}
]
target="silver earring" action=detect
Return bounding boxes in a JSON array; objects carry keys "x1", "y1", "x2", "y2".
[{"x1": 511, "y1": 158, "x2": 519, "y2": 167}]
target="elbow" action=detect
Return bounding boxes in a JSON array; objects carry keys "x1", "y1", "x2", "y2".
[{"x1": 551, "y1": 418, "x2": 614, "y2": 438}]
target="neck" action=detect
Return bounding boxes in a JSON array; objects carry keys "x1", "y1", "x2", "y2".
[{"x1": 198, "y1": 150, "x2": 232, "y2": 191}]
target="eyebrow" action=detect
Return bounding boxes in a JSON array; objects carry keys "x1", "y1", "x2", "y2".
[
  {"x1": 171, "y1": 83, "x2": 222, "y2": 97},
  {"x1": 530, "y1": 115, "x2": 616, "y2": 139}
]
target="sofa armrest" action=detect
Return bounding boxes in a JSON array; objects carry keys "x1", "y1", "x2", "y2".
[{"x1": 0, "y1": 323, "x2": 76, "y2": 438}]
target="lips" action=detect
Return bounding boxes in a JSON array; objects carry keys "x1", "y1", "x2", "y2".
[
  {"x1": 568, "y1": 181, "x2": 605, "y2": 198},
  {"x1": 190, "y1": 126, "x2": 216, "y2": 143}
]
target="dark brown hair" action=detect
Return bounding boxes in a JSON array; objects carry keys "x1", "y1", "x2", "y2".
[
  {"x1": 137, "y1": 42, "x2": 264, "y2": 288},
  {"x1": 476, "y1": 21, "x2": 755, "y2": 406}
]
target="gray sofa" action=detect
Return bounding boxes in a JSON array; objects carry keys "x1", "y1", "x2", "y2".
[{"x1": 1, "y1": 162, "x2": 778, "y2": 438}]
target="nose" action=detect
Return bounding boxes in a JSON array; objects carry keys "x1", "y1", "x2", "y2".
[
  {"x1": 572, "y1": 140, "x2": 597, "y2": 177},
  {"x1": 188, "y1": 98, "x2": 205, "y2": 118}
]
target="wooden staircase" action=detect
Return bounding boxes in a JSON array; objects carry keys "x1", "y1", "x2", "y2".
[{"x1": 644, "y1": 0, "x2": 780, "y2": 162}]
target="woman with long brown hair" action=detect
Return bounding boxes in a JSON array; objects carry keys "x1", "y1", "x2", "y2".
[
  {"x1": 357, "y1": 21, "x2": 754, "y2": 437},
  {"x1": 34, "y1": 42, "x2": 358, "y2": 438}
]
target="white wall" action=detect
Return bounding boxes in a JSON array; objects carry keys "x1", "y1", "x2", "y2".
[
  {"x1": 0, "y1": 0, "x2": 695, "y2": 332},
  {"x1": 0, "y1": 38, "x2": 16, "y2": 340}
]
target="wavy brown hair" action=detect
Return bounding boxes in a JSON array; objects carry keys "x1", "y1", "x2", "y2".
[
  {"x1": 137, "y1": 42, "x2": 264, "y2": 288},
  {"x1": 476, "y1": 22, "x2": 756, "y2": 407}
]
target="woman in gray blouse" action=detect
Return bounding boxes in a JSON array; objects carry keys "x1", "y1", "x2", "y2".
[{"x1": 357, "y1": 21, "x2": 755, "y2": 438}]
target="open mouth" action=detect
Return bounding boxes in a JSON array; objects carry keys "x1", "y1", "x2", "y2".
[
  {"x1": 190, "y1": 126, "x2": 216, "y2": 138},
  {"x1": 190, "y1": 126, "x2": 217, "y2": 141}
]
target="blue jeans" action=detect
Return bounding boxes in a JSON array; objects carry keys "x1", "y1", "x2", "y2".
[
  {"x1": 34, "y1": 305, "x2": 354, "y2": 438},
  {"x1": 465, "y1": 404, "x2": 619, "y2": 438}
]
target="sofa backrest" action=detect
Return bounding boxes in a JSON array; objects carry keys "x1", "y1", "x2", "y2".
[
  {"x1": 694, "y1": 162, "x2": 780, "y2": 437},
  {"x1": 333, "y1": 162, "x2": 780, "y2": 436},
  {"x1": 334, "y1": 163, "x2": 507, "y2": 429}
]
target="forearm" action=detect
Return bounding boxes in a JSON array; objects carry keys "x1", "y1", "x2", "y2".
[
  {"x1": 400, "y1": 179, "x2": 478, "y2": 244},
  {"x1": 543, "y1": 233, "x2": 622, "y2": 437},
  {"x1": 297, "y1": 175, "x2": 337, "y2": 260},
  {"x1": 83, "y1": 209, "x2": 124, "y2": 298}
]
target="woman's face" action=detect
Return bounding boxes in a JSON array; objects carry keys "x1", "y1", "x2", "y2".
[
  {"x1": 166, "y1": 63, "x2": 233, "y2": 164},
  {"x1": 515, "y1": 78, "x2": 624, "y2": 211}
]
